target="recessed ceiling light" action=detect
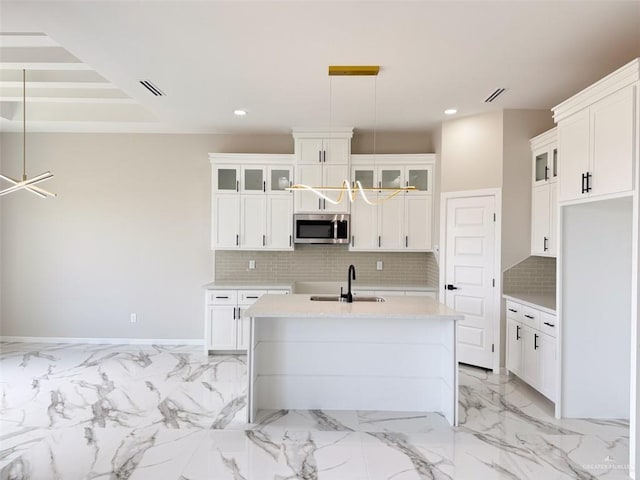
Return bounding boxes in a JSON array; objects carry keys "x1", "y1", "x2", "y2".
[
  {"x1": 444, "y1": 108, "x2": 457, "y2": 115},
  {"x1": 234, "y1": 109, "x2": 247, "y2": 116}
]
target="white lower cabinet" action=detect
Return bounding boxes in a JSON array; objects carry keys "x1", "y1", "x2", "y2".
[
  {"x1": 506, "y1": 300, "x2": 557, "y2": 402},
  {"x1": 205, "y1": 288, "x2": 290, "y2": 352}
]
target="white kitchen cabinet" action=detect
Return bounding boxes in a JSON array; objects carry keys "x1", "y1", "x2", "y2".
[
  {"x1": 349, "y1": 156, "x2": 435, "y2": 252},
  {"x1": 530, "y1": 128, "x2": 558, "y2": 257},
  {"x1": 292, "y1": 130, "x2": 352, "y2": 214},
  {"x1": 505, "y1": 299, "x2": 557, "y2": 402},
  {"x1": 210, "y1": 154, "x2": 294, "y2": 251},
  {"x1": 555, "y1": 81, "x2": 637, "y2": 203},
  {"x1": 205, "y1": 288, "x2": 290, "y2": 353}
]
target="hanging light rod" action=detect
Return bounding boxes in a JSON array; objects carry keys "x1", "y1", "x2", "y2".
[
  {"x1": 328, "y1": 65, "x2": 380, "y2": 76},
  {"x1": 0, "y1": 69, "x2": 56, "y2": 198}
]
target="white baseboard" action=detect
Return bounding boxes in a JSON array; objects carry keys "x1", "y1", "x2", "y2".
[{"x1": 0, "y1": 336, "x2": 204, "y2": 346}]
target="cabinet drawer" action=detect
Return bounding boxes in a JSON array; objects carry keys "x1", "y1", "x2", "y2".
[
  {"x1": 521, "y1": 306, "x2": 540, "y2": 330},
  {"x1": 540, "y1": 312, "x2": 558, "y2": 337},
  {"x1": 238, "y1": 290, "x2": 267, "y2": 305},
  {"x1": 506, "y1": 301, "x2": 523, "y2": 321},
  {"x1": 207, "y1": 290, "x2": 238, "y2": 305}
]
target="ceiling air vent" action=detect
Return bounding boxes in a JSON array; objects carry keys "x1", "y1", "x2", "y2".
[
  {"x1": 485, "y1": 88, "x2": 506, "y2": 103},
  {"x1": 139, "y1": 80, "x2": 165, "y2": 96}
]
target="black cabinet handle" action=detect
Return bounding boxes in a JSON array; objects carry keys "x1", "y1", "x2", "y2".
[
  {"x1": 524, "y1": 314, "x2": 535, "y2": 319},
  {"x1": 543, "y1": 237, "x2": 548, "y2": 252},
  {"x1": 378, "y1": 235, "x2": 381, "y2": 247},
  {"x1": 585, "y1": 172, "x2": 592, "y2": 192},
  {"x1": 236, "y1": 234, "x2": 239, "y2": 246},
  {"x1": 581, "y1": 173, "x2": 587, "y2": 194},
  {"x1": 508, "y1": 308, "x2": 518, "y2": 313},
  {"x1": 543, "y1": 322, "x2": 555, "y2": 327},
  {"x1": 246, "y1": 296, "x2": 259, "y2": 299},
  {"x1": 233, "y1": 307, "x2": 237, "y2": 319},
  {"x1": 216, "y1": 296, "x2": 229, "y2": 299},
  {"x1": 544, "y1": 165, "x2": 549, "y2": 181},
  {"x1": 263, "y1": 180, "x2": 266, "y2": 192},
  {"x1": 351, "y1": 235, "x2": 355, "y2": 247},
  {"x1": 289, "y1": 235, "x2": 292, "y2": 247},
  {"x1": 262, "y1": 234, "x2": 266, "y2": 246},
  {"x1": 323, "y1": 150, "x2": 326, "y2": 163},
  {"x1": 318, "y1": 150, "x2": 322, "y2": 163},
  {"x1": 318, "y1": 198, "x2": 322, "y2": 210},
  {"x1": 534, "y1": 333, "x2": 539, "y2": 350},
  {"x1": 405, "y1": 236, "x2": 408, "y2": 248},
  {"x1": 446, "y1": 284, "x2": 458, "y2": 290},
  {"x1": 236, "y1": 180, "x2": 239, "y2": 192},
  {"x1": 516, "y1": 325, "x2": 521, "y2": 340},
  {"x1": 378, "y1": 181, "x2": 381, "y2": 189}
]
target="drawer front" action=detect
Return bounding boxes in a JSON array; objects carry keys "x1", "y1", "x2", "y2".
[
  {"x1": 506, "y1": 301, "x2": 523, "y2": 321},
  {"x1": 540, "y1": 312, "x2": 558, "y2": 337},
  {"x1": 238, "y1": 290, "x2": 267, "y2": 305},
  {"x1": 207, "y1": 290, "x2": 238, "y2": 305},
  {"x1": 521, "y1": 306, "x2": 540, "y2": 330}
]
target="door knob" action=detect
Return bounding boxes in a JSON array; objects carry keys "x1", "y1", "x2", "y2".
[{"x1": 446, "y1": 284, "x2": 458, "y2": 290}]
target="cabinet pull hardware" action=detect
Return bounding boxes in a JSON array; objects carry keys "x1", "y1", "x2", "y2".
[
  {"x1": 378, "y1": 181, "x2": 381, "y2": 189},
  {"x1": 534, "y1": 333, "x2": 539, "y2": 350},
  {"x1": 446, "y1": 284, "x2": 458, "y2": 290},
  {"x1": 406, "y1": 180, "x2": 409, "y2": 187},
  {"x1": 543, "y1": 322, "x2": 555, "y2": 327},
  {"x1": 236, "y1": 180, "x2": 239, "y2": 192},
  {"x1": 236, "y1": 234, "x2": 239, "y2": 246},
  {"x1": 263, "y1": 180, "x2": 266, "y2": 192},
  {"x1": 237, "y1": 307, "x2": 241, "y2": 319},
  {"x1": 516, "y1": 325, "x2": 521, "y2": 340},
  {"x1": 246, "y1": 296, "x2": 259, "y2": 299},
  {"x1": 543, "y1": 237, "x2": 548, "y2": 251},
  {"x1": 323, "y1": 150, "x2": 326, "y2": 162},
  {"x1": 216, "y1": 296, "x2": 229, "y2": 299},
  {"x1": 544, "y1": 165, "x2": 549, "y2": 181},
  {"x1": 405, "y1": 235, "x2": 408, "y2": 248},
  {"x1": 318, "y1": 198, "x2": 322, "y2": 210},
  {"x1": 262, "y1": 234, "x2": 266, "y2": 246},
  {"x1": 289, "y1": 235, "x2": 292, "y2": 247},
  {"x1": 585, "y1": 172, "x2": 592, "y2": 192},
  {"x1": 508, "y1": 308, "x2": 518, "y2": 313},
  {"x1": 318, "y1": 151, "x2": 322, "y2": 163},
  {"x1": 323, "y1": 199, "x2": 326, "y2": 210},
  {"x1": 581, "y1": 173, "x2": 587, "y2": 194},
  {"x1": 524, "y1": 314, "x2": 535, "y2": 319},
  {"x1": 351, "y1": 235, "x2": 354, "y2": 247},
  {"x1": 233, "y1": 307, "x2": 237, "y2": 319},
  {"x1": 378, "y1": 235, "x2": 381, "y2": 247}
]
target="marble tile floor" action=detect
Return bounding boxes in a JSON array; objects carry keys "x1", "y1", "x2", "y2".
[{"x1": 0, "y1": 342, "x2": 630, "y2": 479}]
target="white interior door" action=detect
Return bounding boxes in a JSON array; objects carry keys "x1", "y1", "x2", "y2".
[{"x1": 445, "y1": 195, "x2": 496, "y2": 369}]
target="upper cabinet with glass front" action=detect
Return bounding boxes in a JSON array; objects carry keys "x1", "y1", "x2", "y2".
[
  {"x1": 213, "y1": 157, "x2": 293, "y2": 194},
  {"x1": 531, "y1": 128, "x2": 557, "y2": 187}
]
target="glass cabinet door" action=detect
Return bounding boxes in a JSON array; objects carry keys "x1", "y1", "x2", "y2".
[
  {"x1": 216, "y1": 167, "x2": 239, "y2": 192},
  {"x1": 242, "y1": 167, "x2": 265, "y2": 193},
  {"x1": 268, "y1": 167, "x2": 292, "y2": 193},
  {"x1": 406, "y1": 168, "x2": 430, "y2": 193},
  {"x1": 534, "y1": 151, "x2": 549, "y2": 184},
  {"x1": 379, "y1": 168, "x2": 403, "y2": 189},
  {"x1": 353, "y1": 168, "x2": 375, "y2": 189}
]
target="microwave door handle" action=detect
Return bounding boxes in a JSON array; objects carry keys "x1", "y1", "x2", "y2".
[{"x1": 333, "y1": 221, "x2": 338, "y2": 239}]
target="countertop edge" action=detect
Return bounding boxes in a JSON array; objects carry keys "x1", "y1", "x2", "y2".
[{"x1": 503, "y1": 293, "x2": 556, "y2": 314}]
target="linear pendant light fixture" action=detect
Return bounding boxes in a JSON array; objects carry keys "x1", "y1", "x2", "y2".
[
  {"x1": 288, "y1": 65, "x2": 415, "y2": 205},
  {"x1": 0, "y1": 70, "x2": 56, "y2": 198}
]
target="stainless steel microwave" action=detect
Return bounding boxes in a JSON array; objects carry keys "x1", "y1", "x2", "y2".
[{"x1": 293, "y1": 214, "x2": 350, "y2": 244}]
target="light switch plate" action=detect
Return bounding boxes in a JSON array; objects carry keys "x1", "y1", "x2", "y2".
[
  {"x1": 249, "y1": 260, "x2": 256, "y2": 270},
  {"x1": 376, "y1": 260, "x2": 383, "y2": 271}
]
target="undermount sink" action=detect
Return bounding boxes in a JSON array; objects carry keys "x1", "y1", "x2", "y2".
[{"x1": 309, "y1": 295, "x2": 385, "y2": 303}]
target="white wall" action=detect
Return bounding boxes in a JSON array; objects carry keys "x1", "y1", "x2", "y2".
[
  {"x1": 0, "y1": 132, "x2": 292, "y2": 340},
  {"x1": 440, "y1": 111, "x2": 504, "y2": 193},
  {"x1": 561, "y1": 197, "x2": 632, "y2": 418}
]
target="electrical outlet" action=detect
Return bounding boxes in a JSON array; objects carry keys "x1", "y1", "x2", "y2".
[
  {"x1": 248, "y1": 260, "x2": 256, "y2": 270},
  {"x1": 376, "y1": 260, "x2": 383, "y2": 271},
  {"x1": 130, "y1": 313, "x2": 137, "y2": 323}
]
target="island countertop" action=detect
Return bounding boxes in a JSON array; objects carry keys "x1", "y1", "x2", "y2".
[{"x1": 244, "y1": 293, "x2": 463, "y2": 320}]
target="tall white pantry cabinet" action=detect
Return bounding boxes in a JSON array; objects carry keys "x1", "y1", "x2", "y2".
[{"x1": 552, "y1": 57, "x2": 639, "y2": 479}]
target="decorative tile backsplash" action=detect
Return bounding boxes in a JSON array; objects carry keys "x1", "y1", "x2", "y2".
[
  {"x1": 215, "y1": 246, "x2": 439, "y2": 286},
  {"x1": 503, "y1": 256, "x2": 556, "y2": 294}
]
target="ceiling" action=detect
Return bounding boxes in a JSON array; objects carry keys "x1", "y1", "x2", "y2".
[{"x1": 1, "y1": 1, "x2": 639, "y2": 134}]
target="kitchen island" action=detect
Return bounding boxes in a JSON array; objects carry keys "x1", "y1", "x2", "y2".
[{"x1": 244, "y1": 293, "x2": 463, "y2": 426}]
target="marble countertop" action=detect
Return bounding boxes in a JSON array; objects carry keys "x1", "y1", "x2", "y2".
[
  {"x1": 203, "y1": 280, "x2": 437, "y2": 292},
  {"x1": 503, "y1": 292, "x2": 556, "y2": 314},
  {"x1": 245, "y1": 293, "x2": 462, "y2": 320},
  {"x1": 203, "y1": 281, "x2": 293, "y2": 290}
]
